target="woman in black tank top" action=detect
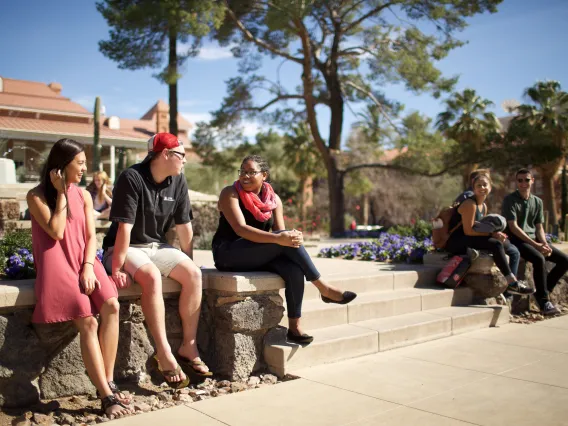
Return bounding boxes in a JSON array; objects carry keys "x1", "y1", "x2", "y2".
[
  {"x1": 212, "y1": 155, "x2": 357, "y2": 344},
  {"x1": 446, "y1": 172, "x2": 532, "y2": 296}
]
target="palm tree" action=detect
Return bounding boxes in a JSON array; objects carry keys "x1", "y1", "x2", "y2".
[
  {"x1": 513, "y1": 80, "x2": 568, "y2": 229},
  {"x1": 436, "y1": 89, "x2": 501, "y2": 188}
]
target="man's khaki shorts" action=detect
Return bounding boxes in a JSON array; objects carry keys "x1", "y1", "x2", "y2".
[{"x1": 103, "y1": 243, "x2": 190, "y2": 278}]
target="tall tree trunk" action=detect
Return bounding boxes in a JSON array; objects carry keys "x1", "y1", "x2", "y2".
[
  {"x1": 562, "y1": 160, "x2": 567, "y2": 230},
  {"x1": 168, "y1": 29, "x2": 179, "y2": 136},
  {"x1": 362, "y1": 193, "x2": 369, "y2": 225},
  {"x1": 300, "y1": 175, "x2": 313, "y2": 224},
  {"x1": 93, "y1": 97, "x2": 101, "y2": 172},
  {"x1": 539, "y1": 159, "x2": 562, "y2": 229},
  {"x1": 329, "y1": 157, "x2": 345, "y2": 236}
]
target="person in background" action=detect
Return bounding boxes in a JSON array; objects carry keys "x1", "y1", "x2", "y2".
[
  {"x1": 27, "y1": 139, "x2": 131, "y2": 419},
  {"x1": 212, "y1": 154, "x2": 357, "y2": 344},
  {"x1": 454, "y1": 169, "x2": 491, "y2": 205},
  {"x1": 86, "y1": 171, "x2": 113, "y2": 219},
  {"x1": 445, "y1": 171, "x2": 533, "y2": 297},
  {"x1": 502, "y1": 168, "x2": 568, "y2": 315}
]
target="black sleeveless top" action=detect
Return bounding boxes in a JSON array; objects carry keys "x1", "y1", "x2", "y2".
[
  {"x1": 449, "y1": 197, "x2": 486, "y2": 231},
  {"x1": 212, "y1": 197, "x2": 275, "y2": 248}
]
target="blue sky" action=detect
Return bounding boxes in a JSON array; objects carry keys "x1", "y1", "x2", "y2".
[{"x1": 1, "y1": 0, "x2": 567, "y2": 143}]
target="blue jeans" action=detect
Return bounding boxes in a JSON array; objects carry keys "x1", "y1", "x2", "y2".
[{"x1": 212, "y1": 235, "x2": 321, "y2": 319}]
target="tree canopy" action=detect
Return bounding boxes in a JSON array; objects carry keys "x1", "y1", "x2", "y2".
[
  {"x1": 97, "y1": 0, "x2": 224, "y2": 135},
  {"x1": 205, "y1": 0, "x2": 503, "y2": 234}
]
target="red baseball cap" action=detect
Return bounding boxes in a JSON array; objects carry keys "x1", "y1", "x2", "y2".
[{"x1": 142, "y1": 133, "x2": 183, "y2": 163}]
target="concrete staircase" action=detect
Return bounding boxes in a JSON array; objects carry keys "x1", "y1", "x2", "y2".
[{"x1": 264, "y1": 266, "x2": 509, "y2": 376}]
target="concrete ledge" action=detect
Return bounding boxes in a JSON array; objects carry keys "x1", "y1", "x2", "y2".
[{"x1": 0, "y1": 269, "x2": 285, "y2": 310}]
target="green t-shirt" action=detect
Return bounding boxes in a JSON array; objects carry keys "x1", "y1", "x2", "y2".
[{"x1": 501, "y1": 190, "x2": 544, "y2": 239}]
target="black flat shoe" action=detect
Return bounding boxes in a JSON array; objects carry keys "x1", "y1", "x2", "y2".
[
  {"x1": 287, "y1": 330, "x2": 314, "y2": 344},
  {"x1": 321, "y1": 291, "x2": 357, "y2": 305}
]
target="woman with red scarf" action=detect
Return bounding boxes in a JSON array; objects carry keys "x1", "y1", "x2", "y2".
[{"x1": 212, "y1": 155, "x2": 356, "y2": 343}]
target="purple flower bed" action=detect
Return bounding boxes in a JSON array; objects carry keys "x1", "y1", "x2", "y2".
[
  {"x1": 3, "y1": 248, "x2": 105, "y2": 280},
  {"x1": 5, "y1": 248, "x2": 35, "y2": 279},
  {"x1": 318, "y1": 234, "x2": 434, "y2": 263}
]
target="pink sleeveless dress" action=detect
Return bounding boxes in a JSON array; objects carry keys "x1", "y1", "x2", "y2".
[{"x1": 31, "y1": 184, "x2": 118, "y2": 323}]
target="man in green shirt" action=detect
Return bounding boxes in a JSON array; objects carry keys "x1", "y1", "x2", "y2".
[{"x1": 502, "y1": 168, "x2": 568, "y2": 315}]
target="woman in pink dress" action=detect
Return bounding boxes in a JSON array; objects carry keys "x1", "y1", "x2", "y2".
[{"x1": 27, "y1": 139, "x2": 131, "y2": 420}]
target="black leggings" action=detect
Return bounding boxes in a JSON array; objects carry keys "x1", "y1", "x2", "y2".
[
  {"x1": 213, "y1": 235, "x2": 321, "y2": 319},
  {"x1": 509, "y1": 236, "x2": 568, "y2": 307},
  {"x1": 446, "y1": 233, "x2": 513, "y2": 277}
]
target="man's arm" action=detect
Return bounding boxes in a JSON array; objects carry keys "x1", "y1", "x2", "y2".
[
  {"x1": 535, "y1": 223, "x2": 552, "y2": 255},
  {"x1": 508, "y1": 219, "x2": 548, "y2": 253},
  {"x1": 111, "y1": 222, "x2": 133, "y2": 288},
  {"x1": 176, "y1": 222, "x2": 193, "y2": 259}
]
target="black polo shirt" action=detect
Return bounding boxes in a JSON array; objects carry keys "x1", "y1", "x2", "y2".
[{"x1": 102, "y1": 162, "x2": 192, "y2": 249}]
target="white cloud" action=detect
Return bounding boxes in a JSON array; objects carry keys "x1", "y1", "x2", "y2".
[
  {"x1": 182, "y1": 111, "x2": 263, "y2": 138},
  {"x1": 182, "y1": 112, "x2": 212, "y2": 124},
  {"x1": 242, "y1": 121, "x2": 261, "y2": 137},
  {"x1": 196, "y1": 45, "x2": 235, "y2": 61},
  {"x1": 179, "y1": 99, "x2": 211, "y2": 107}
]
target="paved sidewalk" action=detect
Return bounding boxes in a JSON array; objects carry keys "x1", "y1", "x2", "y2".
[{"x1": 111, "y1": 315, "x2": 568, "y2": 426}]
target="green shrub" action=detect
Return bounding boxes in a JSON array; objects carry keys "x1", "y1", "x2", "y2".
[
  {"x1": 192, "y1": 203, "x2": 219, "y2": 237},
  {"x1": 194, "y1": 231, "x2": 215, "y2": 251},
  {"x1": 387, "y1": 220, "x2": 432, "y2": 240},
  {"x1": 0, "y1": 229, "x2": 34, "y2": 278}
]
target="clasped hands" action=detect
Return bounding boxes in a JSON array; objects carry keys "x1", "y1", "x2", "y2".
[{"x1": 280, "y1": 229, "x2": 304, "y2": 248}]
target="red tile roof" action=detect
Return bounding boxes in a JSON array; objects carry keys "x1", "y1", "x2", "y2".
[
  {"x1": 0, "y1": 116, "x2": 147, "y2": 141},
  {"x1": 0, "y1": 77, "x2": 90, "y2": 114}
]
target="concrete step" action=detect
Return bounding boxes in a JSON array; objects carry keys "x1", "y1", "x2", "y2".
[
  {"x1": 279, "y1": 287, "x2": 473, "y2": 330},
  {"x1": 285, "y1": 266, "x2": 440, "y2": 301},
  {"x1": 264, "y1": 324, "x2": 378, "y2": 377},
  {"x1": 265, "y1": 305, "x2": 509, "y2": 376}
]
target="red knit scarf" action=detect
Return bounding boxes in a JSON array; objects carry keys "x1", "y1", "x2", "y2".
[{"x1": 234, "y1": 181, "x2": 277, "y2": 222}]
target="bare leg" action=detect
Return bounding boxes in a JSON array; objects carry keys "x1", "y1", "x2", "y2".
[
  {"x1": 169, "y1": 260, "x2": 209, "y2": 373},
  {"x1": 134, "y1": 264, "x2": 186, "y2": 383},
  {"x1": 74, "y1": 316, "x2": 130, "y2": 419},
  {"x1": 98, "y1": 297, "x2": 130, "y2": 403},
  {"x1": 98, "y1": 298, "x2": 120, "y2": 382}
]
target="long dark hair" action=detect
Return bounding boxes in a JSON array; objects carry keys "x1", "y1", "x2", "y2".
[{"x1": 40, "y1": 138, "x2": 84, "y2": 217}]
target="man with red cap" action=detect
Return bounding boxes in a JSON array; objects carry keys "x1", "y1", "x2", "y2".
[{"x1": 103, "y1": 132, "x2": 209, "y2": 388}]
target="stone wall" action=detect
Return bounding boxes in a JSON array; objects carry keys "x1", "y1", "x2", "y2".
[{"x1": 0, "y1": 271, "x2": 285, "y2": 408}]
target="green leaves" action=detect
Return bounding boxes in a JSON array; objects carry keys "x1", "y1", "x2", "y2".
[{"x1": 98, "y1": 0, "x2": 225, "y2": 74}]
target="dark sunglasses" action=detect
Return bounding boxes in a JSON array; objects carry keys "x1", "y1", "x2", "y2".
[
  {"x1": 168, "y1": 150, "x2": 185, "y2": 159},
  {"x1": 517, "y1": 178, "x2": 531, "y2": 183}
]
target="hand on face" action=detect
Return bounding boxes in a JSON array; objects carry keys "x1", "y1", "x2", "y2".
[{"x1": 50, "y1": 169, "x2": 65, "y2": 193}]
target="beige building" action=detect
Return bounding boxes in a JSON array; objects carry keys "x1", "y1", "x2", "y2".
[{"x1": 0, "y1": 76, "x2": 195, "y2": 183}]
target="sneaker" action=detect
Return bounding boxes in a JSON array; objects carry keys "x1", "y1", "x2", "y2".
[
  {"x1": 541, "y1": 301, "x2": 561, "y2": 316},
  {"x1": 506, "y1": 280, "x2": 535, "y2": 296},
  {"x1": 466, "y1": 248, "x2": 480, "y2": 262}
]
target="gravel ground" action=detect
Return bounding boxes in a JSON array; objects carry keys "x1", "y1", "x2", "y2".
[{"x1": 1, "y1": 373, "x2": 293, "y2": 426}]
